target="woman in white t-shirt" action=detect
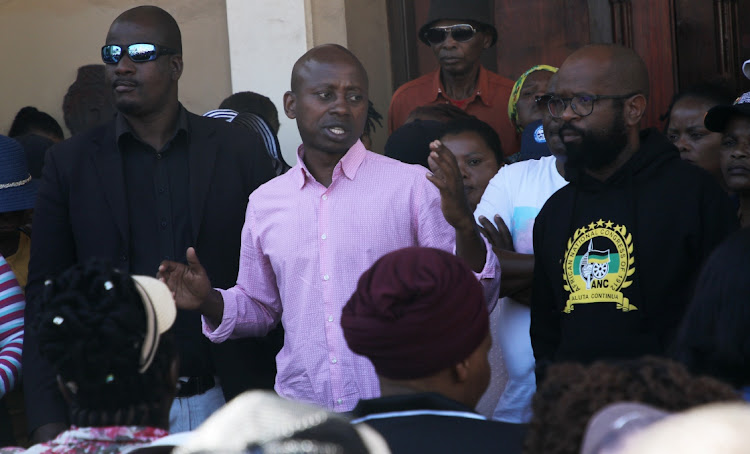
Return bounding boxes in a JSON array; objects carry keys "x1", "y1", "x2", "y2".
[{"x1": 473, "y1": 89, "x2": 567, "y2": 423}]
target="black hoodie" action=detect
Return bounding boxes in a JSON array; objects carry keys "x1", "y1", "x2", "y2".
[{"x1": 530, "y1": 129, "x2": 737, "y2": 377}]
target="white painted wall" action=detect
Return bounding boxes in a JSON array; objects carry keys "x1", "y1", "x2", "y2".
[{"x1": 225, "y1": 0, "x2": 309, "y2": 166}]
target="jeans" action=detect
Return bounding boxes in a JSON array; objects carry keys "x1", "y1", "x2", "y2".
[{"x1": 169, "y1": 379, "x2": 225, "y2": 433}]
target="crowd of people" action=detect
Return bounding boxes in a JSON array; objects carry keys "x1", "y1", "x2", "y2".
[{"x1": 1, "y1": 0, "x2": 750, "y2": 452}]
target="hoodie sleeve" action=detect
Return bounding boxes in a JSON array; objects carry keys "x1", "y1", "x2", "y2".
[{"x1": 530, "y1": 208, "x2": 561, "y2": 385}]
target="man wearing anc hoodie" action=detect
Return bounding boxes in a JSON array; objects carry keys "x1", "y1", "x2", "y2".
[{"x1": 530, "y1": 45, "x2": 737, "y2": 382}]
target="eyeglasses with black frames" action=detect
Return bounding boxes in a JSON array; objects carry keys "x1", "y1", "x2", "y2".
[
  {"x1": 101, "y1": 43, "x2": 178, "y2": 64},
  {"x1": 540, "y1": 92, "x2": 640, "y2": 118}
]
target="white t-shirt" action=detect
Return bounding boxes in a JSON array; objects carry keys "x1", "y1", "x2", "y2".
[
  {"x1": 473, "y1": 155, "x2": 567, "y2": 423},
  {"x1": 474, "y1": 155, "x2": 568, "y2": 254}
]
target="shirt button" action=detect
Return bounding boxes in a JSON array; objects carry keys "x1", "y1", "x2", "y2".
[
  {"x1": 321, "y1": 233, "x2": 327, "y2": 240},
  {"x1": 331, "y1": 358, "x2": 337, "y2": 364},
  {"x1": 156, "y1": 153, "x2": 162, "y2": 160},
  {"x1": 321, "y1": 194, "x2": 328, "y2": 201},
  {"x1": 337, "y1": 399, "x2": 343, "y2": 405},
  {"x1": 160, "y1": 219, "x2": 167, "y2": 228},
  {"x1": 328, "y1": 315, "x2": 333, "y2": 322},
  {"x1": 323, "y1": 274, "x2": 330, "y2": 281}
]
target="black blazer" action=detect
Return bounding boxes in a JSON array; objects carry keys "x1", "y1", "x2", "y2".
[{"x1": 24, "y1": 111, "x2": 280, "y2": 433}]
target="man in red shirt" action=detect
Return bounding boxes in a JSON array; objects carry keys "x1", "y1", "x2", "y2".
[{"x1": 388, "y1": 0, "x2": 519, "y2": 156}]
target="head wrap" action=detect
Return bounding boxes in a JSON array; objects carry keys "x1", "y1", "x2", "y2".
[
  {"x1": 342, "y1": 247, "x2": 488, "y2": 380},
  {"x1": 508, "y1": 65, "x2": 558, "y2": 133}
]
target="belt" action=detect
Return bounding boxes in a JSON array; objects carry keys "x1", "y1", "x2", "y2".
[{"x1": 176, "y1": 375, "x2": 216, "y2": 398}]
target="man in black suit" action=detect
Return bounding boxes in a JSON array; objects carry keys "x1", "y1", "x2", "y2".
[{"x1": 24, "y1": 5, "x2": 278, "y2": 442}]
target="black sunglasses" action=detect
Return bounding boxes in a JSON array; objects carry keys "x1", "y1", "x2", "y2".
[
  {"x1": 101, "y1": 43, "x2": 178, "y2": 64},
  {"x1": 423, "y1": 24, "x2": 478, "y2": 45}
]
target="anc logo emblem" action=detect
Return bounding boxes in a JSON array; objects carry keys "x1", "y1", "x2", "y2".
[{"x1": 562, "y1": 220, "x2": 636, "y2": 313}]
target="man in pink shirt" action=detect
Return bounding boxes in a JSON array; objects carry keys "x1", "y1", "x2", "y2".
[{"x1": 159, "y1": 44, "x2": 499, "y2": 411}]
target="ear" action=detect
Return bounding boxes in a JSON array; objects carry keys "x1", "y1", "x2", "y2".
[
  {"x1": 169, "y1": 54, "x2": 184, "y2": 81},
  {"x1": 452, "y1": 358, "x2": 471, "y2": 384},
  {"x1": 624, "y1": 94, "x2": 647, "y2": 126},
  {"x1": 481, "y1": 32, "x2": 492, "y2": 50},
  {"x1": 283, "y1": 91, "x2": 297, "y2": 120}
]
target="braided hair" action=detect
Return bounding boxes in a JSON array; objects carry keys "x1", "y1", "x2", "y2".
[{"x1": 36, "y1": 260, "x2": 176, "y2": 428}]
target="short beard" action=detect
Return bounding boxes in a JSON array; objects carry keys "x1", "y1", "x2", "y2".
[{"x1": 562, "y1": 108, "x2": 629, "y2": 171}]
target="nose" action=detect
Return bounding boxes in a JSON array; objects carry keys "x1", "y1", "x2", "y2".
[
  {"x1": 114, "y1": 55, "x2": 136, "y2": 75},
  {"x1": 457, "y1": 161, "x2": 469, "y2": 180},
  {"x1": 673, "y1": 135, "x2": 689, "y2": 153},
  {"x1": 560, "y1": 101, "x2": 579, "y2": 122},
  {"x1": 730, "y1": 144, "x2": 750, "y2": 159},
  {"x1": 328, "y1": 94, "x2": 351, "y2": 117},
  {"x1": 440, "y1": 34, "x2": 458, "y2": 49}
]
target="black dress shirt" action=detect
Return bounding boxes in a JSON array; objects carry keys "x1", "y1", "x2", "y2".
[{"x1": 117, "y1": 107, "x2": 213, "y2": 378}]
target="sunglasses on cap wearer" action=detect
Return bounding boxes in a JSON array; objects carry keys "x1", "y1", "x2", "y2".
[
  {"x1": 423, "y1": 24, "x2": 479, "y2": 45},
  {"x1": 101, "y1": 43, "x2": 178, "y2": 64}
]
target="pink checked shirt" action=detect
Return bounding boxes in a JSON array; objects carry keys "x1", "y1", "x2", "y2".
[{"x1": 204, "y1": 141, "x2": 498, "y2": 411}]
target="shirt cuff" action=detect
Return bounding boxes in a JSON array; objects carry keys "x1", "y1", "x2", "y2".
[
  {"x1": 476, "y1": 236, "x2": 501, "y2": 312},
  {"x1": 201, "y1": 287, "x2": 238, "y2": 343},
  {"x1": 452, "y1": 237, "x2": 501, "y2": 312}
]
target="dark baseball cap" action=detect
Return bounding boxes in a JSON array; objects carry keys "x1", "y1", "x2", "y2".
[{"x1": 704, "y1": 91, "x2": 750, "y2": 132}]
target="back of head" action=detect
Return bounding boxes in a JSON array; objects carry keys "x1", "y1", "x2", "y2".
[
  {"x1": 219, "y1": 91, "x2": 280, "y2": 134},
  {"x1": 8, "y1": 106, "x2": 64, "y2": 142},
  {"x1": 341, "y1": 247, "x2": 488, "y2": 395},
  {"x1": 405, "y1": 103, "x2": 474, "y2": 124},
  {"x1": 36, "y1": 259, "x2": 177, "y2": 427},
  {"x1": 525, "y1": 356, "x2": 740, "y2": 454},
  {"x1": 441, "y1": 116, "x2": 505, "y2": 165},
  {"x1": 385, "y1": 120, "x2": 447, "y2": 168},
  {"x1": 63, "y1": 65, "x2": 117, "y2": 136},
  {"x1": 671, "y1": 228, "x2": 750, "y2": 388},
  {"x1": 16, "y1": 133, "x2": 55, "y2": 179}
]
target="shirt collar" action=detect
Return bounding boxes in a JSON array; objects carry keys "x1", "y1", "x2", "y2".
[
  {"x1": 432, "y1": 65, "x2": 492, "y2": 107},
  {"x1": 293, "y1": 140, "x2": 368, "y2": 189},
  {"x1": 115, "y1": 104, "x2": 190, "y2": 149},
  {"x1": 351, "y1": 392, "x2": 480, "y2": 418}
]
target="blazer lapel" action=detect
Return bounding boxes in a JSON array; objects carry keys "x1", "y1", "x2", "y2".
[
  {"x1": 188, "y1": 114, "x2": 218, "y2": 244},
  {"x1": 92, "y1": 123, "x2": 129, "y2": 243}
]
